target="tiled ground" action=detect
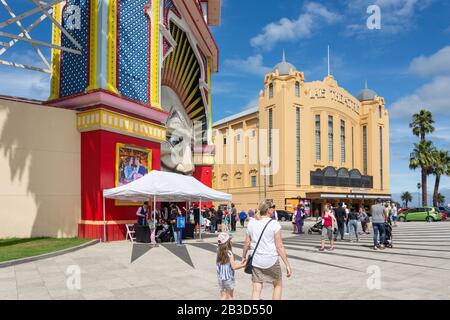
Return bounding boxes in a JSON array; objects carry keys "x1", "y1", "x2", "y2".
[{"x1": 1, "y1": 221, "x2": 449, "y2": 300}]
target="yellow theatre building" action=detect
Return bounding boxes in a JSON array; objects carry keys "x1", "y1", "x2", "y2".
[{"x1": 212, "y1": 54, "x2": 391, "y2": 216}]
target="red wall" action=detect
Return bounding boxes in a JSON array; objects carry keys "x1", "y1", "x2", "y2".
[
  {"x1": 193, "y1": 165, "x2": 213, "y2": 188},
  {"x1": 81, "y1": 130, "x2": 161, "y2": 222}
]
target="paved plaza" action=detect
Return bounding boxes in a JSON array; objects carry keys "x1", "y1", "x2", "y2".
[{"x1": 1, "y1": 221, "x2": 450, "y2": 300}]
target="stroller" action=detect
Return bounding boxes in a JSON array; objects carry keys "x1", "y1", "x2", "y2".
[
  {"x1": 156, "y1": 224, "x2": 171, "y2": 243},
  {"x1": 384, "y1": 221, "x2": 393, "y2": 248},
  {"x1": 308, "y1": 219, "x2": 323, "y2": 234},
  {"x1": 308, "y1": 218, "x2": 338, "y2": 238}
]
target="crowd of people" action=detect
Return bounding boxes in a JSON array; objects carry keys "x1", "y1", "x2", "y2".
[{"x1": 317, "y1": 199, "x2": 398, "y2": 251}]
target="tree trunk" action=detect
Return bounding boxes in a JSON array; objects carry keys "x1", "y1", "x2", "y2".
[
  {"x1": 422, "y1": 168, "x2": 427, "y2": 207},
  {"x1": 433, "y1": 174, "x2": 441, "y2": 207}
]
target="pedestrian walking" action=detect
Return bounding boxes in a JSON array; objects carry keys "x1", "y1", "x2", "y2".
[
  {"x1": 391, "y1": 203, "x2": 398, "y2": 227},
  {"x1": 371, "y1": 199, "x2": 388, "y2": 250},
  {"x1": 348, "y1": 208, "x2": 359, "y2": 242},
  {"x1": 319, "y1": 204, "x2": 337, "y2": 252},
  {"x1": 248, "y1": 208, "x2": 255, "y2": 219},
  {"x1": 239, "y1": 210, "x2": 247, "y2": 228},
  {"x1": 210, "y1": 212, "x2": 217, "y2": 233},
  {"x1": 271, "y1": 205, "x2": 278, "y2": 221},
  {"x1": 230, "y1": 203, "x2": 237, "y2": 232},
  {"x1": 344, "y1": 204, "x2": 350, "y2": 235},
  {"x1": 216, "y1": 233, "x2": 247, "y2": 300},
  {"x1": 223, "y1": 212, "x2": 229, "y2": 233},
  {"x1": 295, "y1": 203, "x2": 305, "y2": 235},
  {"x1": 292, "y1": 208, "x2": 298, "y2": 234},
  {"x1": 216, "y1": 207, "x2": 223, "y2": 232},
  {"x1": 358, "y1": 207, "x2": 369, "y2": 234},
  {"x1": 335, "y1": 203, "x2": 346, "y2": 240},
  {"x1": 242, "y1": 200, "x2": 292, "y2": 300}
]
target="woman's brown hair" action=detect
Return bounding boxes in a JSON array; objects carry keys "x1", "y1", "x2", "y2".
[{"x1": 216, "y1": 240, "x2": 232, "y2": 265}]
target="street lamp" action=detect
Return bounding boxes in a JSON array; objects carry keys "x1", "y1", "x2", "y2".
[{"x1": 417, "y1": 183, "x2": 421, "y2": 207}]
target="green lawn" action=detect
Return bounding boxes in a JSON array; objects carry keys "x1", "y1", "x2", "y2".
[{"x1": 0, "y1": 237, "x2": 92, "y2": 263}]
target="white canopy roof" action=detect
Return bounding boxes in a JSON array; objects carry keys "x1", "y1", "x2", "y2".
[{"x1": 103, "y1": 170, "x2": 232, "y2": 202}]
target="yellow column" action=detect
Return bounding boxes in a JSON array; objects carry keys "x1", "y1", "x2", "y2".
[
  {"x1": 207, "y1": 57, "x2": 213, "y2": 143},
  {"x1": 86, "y1": 0, "x2": 99, "y2": 92},
  {"x1": 150, "y1": 0, "x2": 161, "y2": 109},
  {"x1": 107, "y1": 0, "x2": 118, "y2": 93},
  {"x1": 49, "y1": 3, "x2": 62, "y2": 100}
]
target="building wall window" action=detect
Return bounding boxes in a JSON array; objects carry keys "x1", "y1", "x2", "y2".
[
  {"x1": 236, "y1": 134, "x2": 241, "y2": 142},
  {"x1": 223, "y1": 137, "x2": 227, "y2": 145},
  {"x1": 363, "y1": 126, "x2": 368, "y2": 175},
  {"x1": 296, "y1": 107, "x2": 300, "y2": 185},
  {"x1": 295, "y1": 81, "x2": 300, "y2": 97},
  {"x1": 315, "y1": 115, "x2": 321, "y2": 161},
  {"x1": 269, "y1": 108, "x2": 273, "y2": 186},
  {"x1": 328, "y1": 115, "x2": 334, "y2": 162},
  {"x1": 269, "y1": 83, "x2": 274, "y2": 99},
  {"x1": 340, "y1": 120, "x2": 345, "y2": 164},
  {"x1": 351, "y1": 127, "x2": 354, "y2": 168},
  {"x1": 251, "y1": 176, "x2": 257, "y2": 187},
  {"x1": 380, "y1": 126, "x2": 383, "y2": 190},
  {"x1": 379, "y1": 105, "x2": 382, "y2": 119}
]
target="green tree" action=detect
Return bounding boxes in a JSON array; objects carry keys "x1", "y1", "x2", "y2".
[
  {"x1": 409, "y1": 109, "x2": 434, "y2": 206},
  {"x1": 431, "y1": 150, "x2": 450, "y2": 207},
  {"x1": 409, "y1": 140, "x2": 436, "y2": 206},
  {"x1": 401, "y1": 192, "x2": 413, "y2": 208},
  {"x1": 437, "y1": 193, "x2": 446, "y2": 207},
  {"x1": 410, "y1": 110, "x2": 435, "y2": 142}
]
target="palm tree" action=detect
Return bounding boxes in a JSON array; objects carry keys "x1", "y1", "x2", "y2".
[
  {"x1": 437, "y1": 193, "x2": 446, "y2": 207},
  {"x1": 431, "y1": 150, "x2": 450, "y2": 207},
  {"x1": 401, "y1": 192, "x2": 413, "y2": 208},
  {"x1": 409, "y1": 140, "x2": 436, "y2": 206},
  {"x1": 410, "y1": 110, "x2": 435, "y2": 142}
]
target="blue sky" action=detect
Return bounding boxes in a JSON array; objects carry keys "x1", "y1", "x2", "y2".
[{"x1": 0, "y1": 0, "x2": 449, "y2": 201}]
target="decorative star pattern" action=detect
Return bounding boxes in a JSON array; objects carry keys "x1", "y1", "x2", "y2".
[{"x1": 118, "y1": 0, "x2": 149, "y2": 105}]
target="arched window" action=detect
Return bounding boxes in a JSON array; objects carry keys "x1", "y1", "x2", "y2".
[
  {"x1": 295, "y1": 81, "x2": 300, "y2": 97},
  {"x1": 269, "y1": 83, "x2": 274, "y2": 99}
]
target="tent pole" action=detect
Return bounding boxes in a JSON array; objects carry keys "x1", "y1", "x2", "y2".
[
  {"x1": 103, "y1": 195, "x2": 106, "y2": 242},
  {"x1": 154, "y1": 195, "x2": 157, "y2": 245},
  {"x1": 199, "y1": 198, "x2": 202, "y2": 241}
]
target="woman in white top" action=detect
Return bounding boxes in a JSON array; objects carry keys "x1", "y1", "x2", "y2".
[{"x1": 242, "y1": 200, "x2": 292, "y2": 300}]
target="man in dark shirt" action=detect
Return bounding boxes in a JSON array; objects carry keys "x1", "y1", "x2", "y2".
[
  {"x1": 169, "y1": 204, "x2": 179, "y2": 243},
  {"x1": 216, "y1": 208, "x2": 223, "y2": 232},
  {"x1": 230, "y1": 203, "x2": 237, "y2": 232},
  {"x1": 334, "y1": 203, "x2": 347, "y2": 241}
]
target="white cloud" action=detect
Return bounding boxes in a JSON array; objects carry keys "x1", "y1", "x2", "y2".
[
  {"x1": 224, "y1": 54, "x2": 271, "y2": 76},
  {"x1": 345, "y1": 0, "x2": 433, "y2": 35},
  {"x1": 390, "y1": 76, "x2": 450, "y2": 118},
  {"x1": 250, "y1": 2, "x2": 341, "y2": 51},
  {"x1": 390, "y1": 45, "x2": 450, "y2": 118},
  {"x1": 242, "y1": 96, "x2": 259, "y2": 111},
  {"x1": 0, "y1": 67, "x2": 50, "y2": 100},
  {"x1": 409, "y1": 46, "x2": 450, "y2": 78}
]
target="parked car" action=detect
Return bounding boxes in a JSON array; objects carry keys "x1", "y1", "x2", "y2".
[
  {"x1": 438, "y1": 207, "x2": 450, "y2": 218},
  {"x1": 276, "y1": 210, "x2": 293, "y2": 222},
  {"x1": 398, "y1": 207, "x2": 442, "y2": 222}
]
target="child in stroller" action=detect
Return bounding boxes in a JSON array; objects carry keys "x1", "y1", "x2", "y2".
[
  {"x1": 384, "y1": 220, "x2": 393, "y2": 248},
  {"x1": 155, "y1": 221, "x2": 172, "y2": 243},
  {"x1": 308, "y1": 217, "x2": 338, "y2": 238}
]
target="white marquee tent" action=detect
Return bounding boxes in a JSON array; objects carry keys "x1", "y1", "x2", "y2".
[{"x1": 102, "y1": 170, "x2": 232, "y2": 241}]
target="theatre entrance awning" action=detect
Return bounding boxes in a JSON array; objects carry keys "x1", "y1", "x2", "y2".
[{"x1": 306, "y1": 192, "x2": 391, "y2": 201}]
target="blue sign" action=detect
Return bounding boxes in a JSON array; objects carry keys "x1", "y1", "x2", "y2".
[{"x1": 177, "y1": 216, "x2": 186, "y2": 229}]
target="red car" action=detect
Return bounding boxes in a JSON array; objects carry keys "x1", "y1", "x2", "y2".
[{"x1": 398, "y1": 208, "x2": 409, "y2": 215}]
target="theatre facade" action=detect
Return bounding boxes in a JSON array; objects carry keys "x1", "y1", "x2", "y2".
[
  {"x1": 0, "y1": 0, "x2": 221, "y2": 240},
  {"x1": 212, "y1": 55, "x2": 391, "y2": 215}
]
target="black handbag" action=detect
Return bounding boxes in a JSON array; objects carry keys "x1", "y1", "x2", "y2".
[{"x1": 245, "y1": 219, "x2": 272, "y2": 274}]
